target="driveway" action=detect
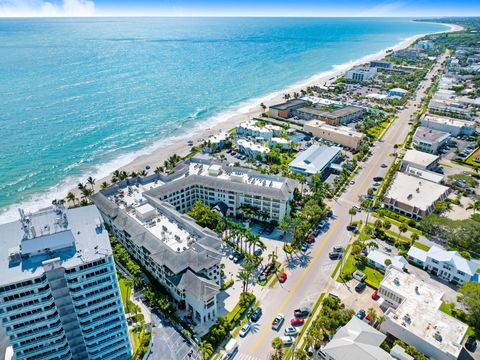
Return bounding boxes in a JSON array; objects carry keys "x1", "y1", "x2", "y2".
[{"x1": 408, "y1": 266, "x2": 461, "y2": 305}]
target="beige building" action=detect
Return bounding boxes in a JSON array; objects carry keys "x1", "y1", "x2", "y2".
[{"x1": 303, "y1": 120, "x2": 365, "y2": 149}]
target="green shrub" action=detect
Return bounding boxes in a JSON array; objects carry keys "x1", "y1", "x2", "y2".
[{"x1": 222, "y1": 279, "x2": 234, "y2": 290}]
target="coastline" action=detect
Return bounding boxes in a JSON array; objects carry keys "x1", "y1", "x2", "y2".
[{"x1": 0, "y1": 21, "x2": 463, "y2": 222}]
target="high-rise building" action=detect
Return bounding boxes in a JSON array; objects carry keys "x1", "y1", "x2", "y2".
[{"x1": 0, "y1": 203, "x2": 131, "y2": 360}]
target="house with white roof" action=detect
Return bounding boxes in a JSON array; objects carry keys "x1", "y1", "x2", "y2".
[
  {"x1": 407, "y1": 245, "x2": 479, "y2": 285},
  {"x1": 236, "y1": 120, "x2": 282, "y2": 140},
  {"x1": 383, "y1": 172, "x2": 450, "y2": 219},
  {"x1": 288, "y1": 144, "x2": 342, "y2": 177},
  {"x1": 367, "y1": 250, "x2": 408, "y2": 271},
  {"x1": 236, "y1": 139, "x2": 270, "y2": 160},
  {"x1": 380, "y1": 267, "x2": 468, "y2": 360},
  {"x1": 401, "y1": 149, "x2": 440, "y2": 171},
  {"x1": 268, "y1": 137, "x2": 291, "y2": 150},
  {"x1": 320, "y1": 316, "x2": 393, "y2": 360}
]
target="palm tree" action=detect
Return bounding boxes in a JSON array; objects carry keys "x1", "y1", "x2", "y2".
[
  {"x1": 382, "y1": 220, "x2": 392, "y2": 231},
  {"x1": 77, "y1": 182, "x2": 86, "y2": 192},
  {"x1": 349, "y1": 207, "x2": 357, "y2": 225},
  {"x1": 270, "y1": 337, "x2": 284, "y2": 360},
  {"x1": 139, "y1": 170, "x2": 148, "y2": 176},
  {"x1": 86, "y1": 176, "x2": 96, "y2": 191},
  {"x1": 410, "y1": 233, "x2": 419, "y2": 246},
  {"x1": 467, "y1": 198, "x2": 480, "y2": 214},
  {"x1": 154, "y1": 166, "x2": 163, "y2": 175},
  {"x1": 397, "y1": 223, "x2": 408, "y2": 243},
  {"x1": 268, "y1": 250, "x2": 278, "y2": 267},
  {"x1": 66, "y1": 192, "x2": 76, "y2": 207},
  {"x1": 100, "y1": 181, "x2": 109, "y2": 189}
]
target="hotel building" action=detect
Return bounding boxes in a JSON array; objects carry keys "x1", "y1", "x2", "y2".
[
  {"x1": 303, "y1": 120, "x2": 365, "y2": 150},
  {"x1": 0, "y1": 204, "x2": 131, "y2": 360}
]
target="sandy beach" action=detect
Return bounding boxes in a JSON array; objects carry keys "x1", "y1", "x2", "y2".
[{"x1": 104, "y1": 23, "x2": 462, "y2": 182}]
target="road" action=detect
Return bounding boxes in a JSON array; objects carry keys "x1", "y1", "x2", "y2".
[{"x1": 235, "y1": 53, "x2": 448, "y2": 359}]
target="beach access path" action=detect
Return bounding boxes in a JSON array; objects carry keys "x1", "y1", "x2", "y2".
[{"x1": 233, "y1": 51, "x2": 449, "y2": 360}]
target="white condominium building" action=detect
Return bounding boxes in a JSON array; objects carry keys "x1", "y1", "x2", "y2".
[
  {"x1": 236, "y1": 120, "x2": 282, "y2": 140},
  {"x1": 380, "y1": 267, "x2": 468, "y2": 360},
  {"x1": 236, "y1": 139, "x2": 270, "y2": 160},
  {"x1": 0, "y1": 204, "x2": 131, "y2": 360}
]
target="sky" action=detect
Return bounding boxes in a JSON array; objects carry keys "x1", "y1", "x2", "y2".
[{"x1": 0, "y1": 0, "x2": 479, "y2": 17}]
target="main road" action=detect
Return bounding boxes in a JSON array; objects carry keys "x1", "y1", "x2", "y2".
[{"x1": 234, "y1": 53, "x2": 448, "y2": 360}]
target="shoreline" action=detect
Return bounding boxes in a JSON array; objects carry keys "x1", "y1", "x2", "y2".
[{"x1": 0, "y1": 21, "x2": 463, "y2": 222}]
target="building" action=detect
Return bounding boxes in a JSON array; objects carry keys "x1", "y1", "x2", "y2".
[
  {"x1": 320, "y1": 316, "x2": 393, "y2": 360},
  {"x1": 235, "y1": 120, "x2": 281, "y2": 140},
  {"x1": 428, "y1": 99, "x2": 472, "y2": 119},
  {"x1": 142, "y1": 159, "x2": 296, "y2": 223},
  {"x1": 392, "y1": 49, "x2": 421, "y2": 60},
  {"x1": 367, "y1": 250, "x2": 408, "y2": 271},
  {"x1": 383, "y1": 172, "x2": 450, "y2": 219},
  {"x1": 268, "y1": 137, "x2": 291, "y2": 150},
  {"x1": 404, "y1": 165, "x2": 445, "y2": 184},
  {"x1": 345, "y1": 67, "x2": 377, "y2": 82},
  {"x1": 413, "y1": 127, "x2": 450, "y2": 154},
  {"x1": 473, "y1": 149, "x2": 480, "y2": 163},
  {"x1": 268, "y1": 99, "x2": 309, "y2": 119},
  {"x1": 0, "y1": 204, "x2": 131, "y2": 360},
  {"x1": 388, "y1": 88, "x2": 408, "y2": 98},
  {"x1": 370, "y1": 60, "x2": 392, "y2": 69},
  {"x1": 92, "y1": 193, "x2": 223, "y2": 327},
  {"x1": 203, "y1": 132, "x2": 229, "y2": 153},
  {"x1": 303, "y1": 120, "x2": 365, "y2": 150},
  {"x1": 421, "y1": 114, "x2": 476, "y2": 137},
  {"x1": 415, "y1": 40, "x2": 435, "y2": 51},
  {"x1": 288, "y1": 144, "x2": 342, "y2": 177},
  {"x1": 236, "y1": 139, "x2": 270, "y2": 160},
  {"x1": 292, "y1": 106, "x2": 365, "y2": 125},
  {"x1": 401, "y1": 149, "x2": 440, "y2": 171},
  {"x1": 380, "y1": 267, "x2": 468, "y2": 360},
  {"x1": 407, "y1": 246, "x2": 479, "y2": 285}
]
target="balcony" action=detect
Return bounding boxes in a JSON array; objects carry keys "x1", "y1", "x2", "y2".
[
  {"x1": 11, "y1": 321, "x2": 63, "y2": 343},
  {"x1": 76, "y1": 302, "x2": 121, "y2": 323},
  {"x1": 2, "y1": 290, "x2": 51, "y2": 306},
  {"x1": 3, "y1": 297, "x2": 54, "y2": 317},
  {"x1": 72, "y1": 288, "x2": 117, "y2": 306},
  {"x1": 81, "y1": 313, "x2": 121, "y2": 333},
  {"x1": 69, "y1": 277, "x2": 114, "y2": 296},
  {"x1": 10, "y1": 314, "x2": 60, "y2": 334},
  {"x1": 14, "y1": 330, "x2": 65, "y2": 352},
  {"x1": 3, "y1": 305, "x2": 57, "y2": 326},
  {"x1": 0, "y1": 278, "x2": 48, "y2": 298},
  {"x1": 18, "y1": 337, "x2": 68, "y2": 359}
]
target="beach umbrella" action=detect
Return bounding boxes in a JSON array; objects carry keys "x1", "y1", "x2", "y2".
[{"x1": 146, "y1": 165, "x2": 151, "y2": 170}]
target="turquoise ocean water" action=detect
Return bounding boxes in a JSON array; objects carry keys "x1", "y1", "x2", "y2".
[{"x1": 0, "y1": 18, "x2": 447, "y2": 220}]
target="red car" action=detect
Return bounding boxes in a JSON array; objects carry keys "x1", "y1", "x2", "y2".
[
  {"x1": 371, "y1": 290, "x2": 380, "y2": 300},
  {"x1": 279, "y1": 273, "x2": 287, "y2": 283},
  {"x1": 306, "y1": 235, "x2": 315, "y2": 244},
  {"x1": 290, "y1": 317, "x2": 305, "y2": 326}
]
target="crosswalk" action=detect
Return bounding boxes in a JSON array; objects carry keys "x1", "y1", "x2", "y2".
[{"x1": 234, "y1": 352, "x2": 263, "y2": 360}]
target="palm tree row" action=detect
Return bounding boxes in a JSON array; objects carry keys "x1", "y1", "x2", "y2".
[{"x1": 223, "y1": 219, "x2": 266, "y2": 258}]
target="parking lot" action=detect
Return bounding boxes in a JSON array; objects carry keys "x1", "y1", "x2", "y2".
[{"x1": 332, "y1": 279, "x2": 382, "y2": 315}]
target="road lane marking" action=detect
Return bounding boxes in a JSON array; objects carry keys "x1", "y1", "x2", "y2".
[
  {"x1": 251, "y1": 221, "x2": 339, "y2": 353},
  {"x1": 350, "y1": 149, "x2": 385, "y2": 202}
]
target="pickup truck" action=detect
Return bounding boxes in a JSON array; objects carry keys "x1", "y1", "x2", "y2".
[{"x1": 294, "y1": 308, "x2": 310, "y2": 318}]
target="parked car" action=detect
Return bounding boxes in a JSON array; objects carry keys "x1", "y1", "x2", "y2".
[
  {"x1": 301, "y1": 243, "x2": 309, "y2": 252},
  {"x1": 239, "y1": 323, "x2": 251, "y2": 337},
  {"x1": 332, "y1": 246, "x2": 344, "y2": 253},
  {"x1": 353, "y1": 270, "x2": 366, "y2": 282},
  {"x1": 356, "y1": 309, "x2": 366, "y2": 320},
  {"x1": 373, "y1": 176, "x2": 383, "y2": 182},
  {"x1": 381, "y1": 163, "x2": 388, "y2": 168},
  {"x1": 466, "y1": 336, "x2": 477, "y2": 352},
  {"x1": 329, "y1": 252, "x2": 342, "y2": 260},
  {"x1": 372, "y1": 290, "x2": 380, "y2": 300},
  {"x1": 284, "y1": 327, "x2": 299, "y2": 336},
  {"x1": 294, "y1": 308, "x2": 310, "y2": 318},
  {"x1": 384, "y1": 247, "x2": 392, "y2": 253},
  {"x1": 327, "y1": 210, "x2": 334, "y2": 218},
  {"x1": 280, "y1": 336, "x2": 295, "y2": 346},
  {"x1": 254, "y1": 248, "x2": 263, "y2": 257},
  {"x1": 346, "y1": 224, "x2": 357, "y2": 232},
  {"x1": 355, "y1": 281, "x2": 366, "y2": 292},
  {"x1": 290, "y1": 317, "x2": 305, "y2": 326},
  {"x1": 272, "y1": 314, "x2": 285, "y2": 330},
  {"x1": 353, "y1": 205, "x2": 362, "y2": 212},
  {"x1": 313, "y1": 229, "x2": 321, "y2": 236},
  {"x1": 250, "y1": 307, "x2": 262, "y2": 322},
  {"x1": 233, "y1": 252, "x2": 245, "y2": 263},
  {"x1": 306, "y1": 236, "x2": 315, "y2": 244},
  {"x1": 279, "y1": 273, "x2": 288, "y2": 283}
]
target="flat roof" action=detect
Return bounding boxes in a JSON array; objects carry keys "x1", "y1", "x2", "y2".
[
  {"x1": 404, "y1": 166, "x2": 444, "y2": 184},
  {"x1": 237, "y1": 139, "x2": 270, "y2": 153},
  {"x1": 403, "y1": 149, "x2": 439, "y2": 168},
  {"x1": 289, "y1": 144, "x2": 342, "y2": 174},
  {"x1": 270, "y1": 99, "x2": 308, "y2": 110},
  {"x1": 296, "y1": 105, "x2": 364, "y2": 119},
  {"x1": 413, "y1": 127, "x2": 450, "y2": 143},
  {"x1": 382, "y1": 268, "x2": 468, "y2": 358},
  {"x1": 304, "y1": 120, "x2": 364, "y2": 139},
  {"x1": 422, "y1": 114, "x2": 476, "y2": 129},
  {"x1": 237, "y1": 120, "x2": 272, "y2": 134},
  {"x1": 385, "y1": 172, "x2": 449, "y2": 211},
  {"x1": 0, "y1": 205, "x2": 111, "y2": 286}
]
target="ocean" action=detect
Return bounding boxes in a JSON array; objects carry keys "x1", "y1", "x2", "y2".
[{"x1": 0, "y1": 17, "x2": 447, "y2": 220}]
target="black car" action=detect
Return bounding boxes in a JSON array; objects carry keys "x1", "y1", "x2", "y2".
[
  {"x1": 346, "y1": 224, "x2": 357, "y2": 231},
  {"x1": 250, "y1": 307, "x2": 263, "y2": 322},
  {"x1": 355, "y1": 281, "x2": 366, "y2": 292},
  {"x1": 466, "y1": 336, "x2": 477, "y2": 352},
  {"x1": 329, "y1": 252, "x2": 342, "y2": 260},
  {"x1": 373, "y1": 176, "x2": 383, "y2": 182}
]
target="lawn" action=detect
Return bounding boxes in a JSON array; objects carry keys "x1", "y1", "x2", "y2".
[
  {"x1": 464, "y1": 147, "x2": 480, "y2": 168},
  {"x1": 362, "y1": 266, "x2": 384, "y2": 289},
  {"x1": 119, "y1": 278, "x2": 132, "y2": 306},
  {"x1": 413, "y1": 242, "x2": 431, "y2": 251},
  {"x1": 367, "y1": 121, "x2": 390, "y2": 140},
  {"x1": 337, "y1": 253, "x2": 357, "y2": 283}
]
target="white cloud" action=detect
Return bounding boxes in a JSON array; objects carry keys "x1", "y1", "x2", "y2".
[{"x1": 0, "y1": 0, "x2": 95, "y2": 17}]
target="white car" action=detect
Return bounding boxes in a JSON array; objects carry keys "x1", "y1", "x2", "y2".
[
  {"x1": 284, "y1": 327, "x2": 299, "y2": 336},
  {"x1": 280, "y1": 336, "x2": 295, "y2": 346},
  {"x1": 239, "y1": 323, "x2": 251, "y2": 337},
  {"x1": 272, "y1": 313, "x2": 285, "y2": 330}
]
